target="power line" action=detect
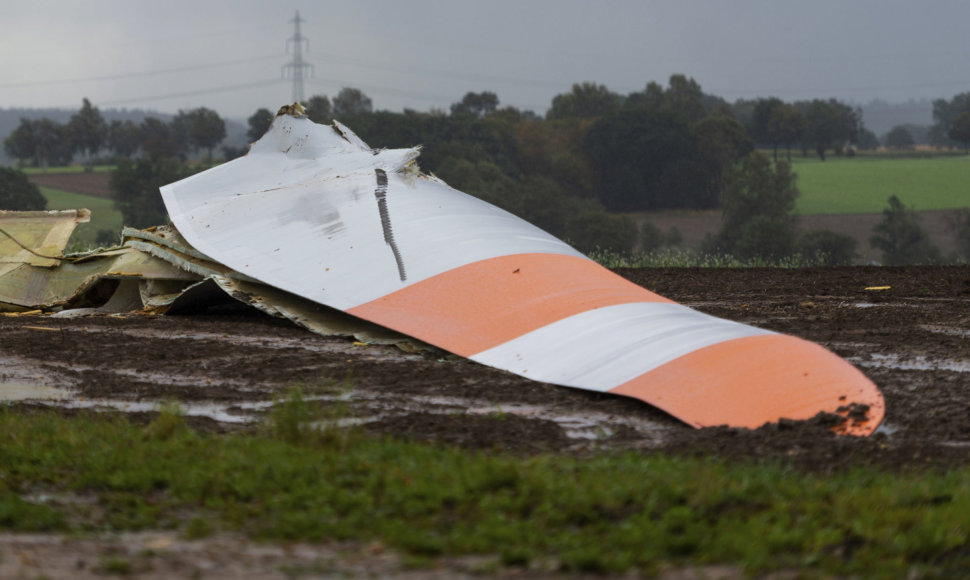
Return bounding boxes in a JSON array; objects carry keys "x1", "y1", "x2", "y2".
[
  {"x1": 711, "y1": 79, "x2": 970, "y2": 98},
  {"x1": 308, "y1": 52, "x2": 570, "y2": 91},
  {"x1": 97, "y1": 79, "x2": 284, "y2": 108},
  {"x1": 0, "y1": 55, "x2": 283, "y2": 89}
]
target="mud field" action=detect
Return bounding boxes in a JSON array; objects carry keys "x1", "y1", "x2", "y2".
[
  {"x1": 2, "y1": 265, "x2": 968, "y2": 471},
  {"x1": 27, "y1": 171, "x2": 112, "y2": 199},
  {"x1": 3, "y1": 265, "x2": 970, "y2": 578}
]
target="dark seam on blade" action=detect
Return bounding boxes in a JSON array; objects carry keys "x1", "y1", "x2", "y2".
[{"x1": 374, "y1": 168, "x2": 407, "y2": 282}]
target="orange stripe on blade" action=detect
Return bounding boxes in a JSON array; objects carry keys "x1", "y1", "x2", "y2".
[
  {"x1": 348, "y1": 253, "x2": 672, "y2": 356},
  {"x1": 609, "y1": 334, "x2": 885, "y2": 436}
]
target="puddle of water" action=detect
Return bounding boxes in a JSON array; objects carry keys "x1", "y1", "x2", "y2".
[
  {"x1": 850, "y1": 353, "x2": 970, "y2": 373},
  {"x1": 920, "y1": 325, "x2": 970, "y2": 338},
  {"x1": 64, "y1": 325, "x2": 426, "y2": 361},
  {"x1": 0, "y1": 383, "x2": 73, "y2": 401},
  {"x1": 40, "y1": 360, "x2": 256, "y2": 390},
  {"x1": 850, "y1": 302, "x2": 914, "y2": 309},
  {"x1": 874, "y1": 423, "x2": 899, "y2": 437},
  {"x1": 8, "y1": 374, "x2": 677, "y2": 447},
  {"x1": 57, "y1": 399, "x2": 275, "y2": 423},
  {"x1": 400, "y1": 394, "x2": 676, "y2": 442}
]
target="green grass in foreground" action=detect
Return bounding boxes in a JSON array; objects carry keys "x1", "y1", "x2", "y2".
[
  {"x1": 39, "y1": 187, "x2": 123, "y2": 249},
  {"x1": 791, "y1": 155, "x2": 970, "y2": 215},
  {"x1": 1, "y1": 394, "x2": 969, "y2": 577}
]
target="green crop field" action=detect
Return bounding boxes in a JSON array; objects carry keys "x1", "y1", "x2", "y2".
[
  {"x1": 791, "y1": 155, "x2": 970, "y2": 215},
  {"x1": 40, "y1": 187, "x2": 123, "y2": 249}
]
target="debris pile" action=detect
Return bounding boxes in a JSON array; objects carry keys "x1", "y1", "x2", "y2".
[
  {"x1": 0, "y1": 211, "x2": 409, "y2": 346},
  {"x1": 0, "y1": 105, "x2": 885, "y2": 435}
]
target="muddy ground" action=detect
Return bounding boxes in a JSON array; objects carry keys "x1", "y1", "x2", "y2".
[
  {"x1": 4, "y1": 265, "x2": 969, "y2": 468},
  {"x1": 2, "y1": 266, "x2": 970, "y2": 578},
  {"x1": 637, "y1": 209, "x2": 963, "y2": 260},
  {"x1": 28, "y1": 171, "x2": 112, "y2": 199}
]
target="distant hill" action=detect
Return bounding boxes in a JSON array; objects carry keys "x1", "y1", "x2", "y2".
[{"x1": 0, "y1": 107, "x2": 247, "y2": 166}]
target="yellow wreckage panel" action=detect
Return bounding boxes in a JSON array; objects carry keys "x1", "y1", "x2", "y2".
[{"x1": 0, "y1": 209, "x2": 90, "y2": 271}]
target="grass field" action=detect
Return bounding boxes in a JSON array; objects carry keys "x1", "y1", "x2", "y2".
[
  {"x1": 39, "y1": 186, "x2": 123, "y2": 249},
  {"x1": 2, "y1": 397, "x2": 968, "y2": 577},
  {"x1": 791, "y1": 154, "x2": 970, "y2": 215}
]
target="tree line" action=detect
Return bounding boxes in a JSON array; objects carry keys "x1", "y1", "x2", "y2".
[
  {"x1": 4, "y1": 80, "x2": 970, "y2": 261},
  {"x1": 3, "y1": 99, "x2": 228, "y2": 168}
]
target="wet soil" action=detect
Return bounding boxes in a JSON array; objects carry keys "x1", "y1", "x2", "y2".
[
  {"x1": 3, "y1": 266, "x2": 970, "y2": 578},
  {"x1": 28, "y1": 171, "x2": 112, "y2": 199},
  {"x1": 636, "y1": 209, "x2": 963, "y2": 260},
  {"x1": 3, "y1": 265, "x2": 969, "y2": 472}
]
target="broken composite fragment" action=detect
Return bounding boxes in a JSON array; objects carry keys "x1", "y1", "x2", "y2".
[
  {"x1": 0, "y1": 213, "x2": 411, "y2": 345},
  {"x1": 153, "y1": 105, "x2": 884, "y2": 435}
]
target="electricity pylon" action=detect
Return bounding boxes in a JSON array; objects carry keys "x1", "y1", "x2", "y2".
[{"x1": 282, "y1": 10, "x2": 313, "y2": 103}]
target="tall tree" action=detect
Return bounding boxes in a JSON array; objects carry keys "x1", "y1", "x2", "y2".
[
  {"x1": 0, "y1": 167, "x2": 47, "y2": 210},
  {"x1": 140, "y1": 117, "x2": 179, "y2": 159},
  {"x1": 708, "y1": 152, "x2": 799, "y2": 261},
  {"x1": 885, "y1": 126, "x2": 915, "y2": 150},
  {"x1": 3, "y1": 119, "x2": 37, "y2": 167},
  {"x1": 948, "y1": 112, "x2": 970, "y2": 153},
  {"x1": 584, "y1": 105, "x2": 708, "y2": 211},
  {"x1": 664, "y1": 74, "x2": 707, "y2": 122},
  {"x1": 67, "y1": 98, "x2": 107, "y2": 169},
  {"x1": 451, "y1": 91, "x2": 499, "y2": 118},
  {"x1": 769, "y1": 104, "x2": 806, "y2": 161},
  {"x1": 332, "y1": 88, "x2": 373, "y2": 118},
  {"x1": 304, "y1": 95, "x2": 332, "y2": 124},
  {"x1": 247, "y1": 108, "x2": 274, "y2": 142},
  {"x1": 107, "y1": 120, "x2": 142, "y2": 159},
  {"x1": 110, "y1": 157, "x2": 192, "y2": 228},
  {"x1": 932, "y1": 92, "x2": 970, "y2": 146},
  {"x1": 748, "y1": 97, "x2": 785, "y2": 158},
  {"x1": 693, "y1": 109, "x2": 754, "y2": 204},
  {"x1": 802, "y1": 99, "x2": 843, "y2": 160},
  {"x1": 857, "y1": 128, "x2": 880, "y2": 150},
  {"x1": 547, "y1": 82, "x2": 621, "y2": 120},
  {"x1": 169, "y1": 111, "x2": 194, "y2": 159},
  {"x1": 187, "y1": 107, "x2": 226, "y2": 162},
  {"x1": 32, "y1": 119, "x2": 73, "y2": 168},
  {"x1": 870, "y1": 195, "x2": 941, "y2": 265}
]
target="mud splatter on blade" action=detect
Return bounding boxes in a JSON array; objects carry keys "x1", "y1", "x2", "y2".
[{"x1": 160, "y1": 107, "x2": 884, "y2": 435}]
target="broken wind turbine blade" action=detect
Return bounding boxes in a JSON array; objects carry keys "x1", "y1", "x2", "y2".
[{"x1": 160, "y1": 105, "x2": 885, "y2": 435}]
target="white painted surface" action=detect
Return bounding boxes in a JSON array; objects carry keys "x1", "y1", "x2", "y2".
[
  {"x1": 470, "y1": 302, "x2": 775, "y2": 390},
  {"x1": 161, "y1": 114, "x2": 580, "y2": 310}
]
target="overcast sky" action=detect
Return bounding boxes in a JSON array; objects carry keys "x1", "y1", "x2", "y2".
[{"x1": 2, "y1": 0, "x2": 969, "y2": 120}]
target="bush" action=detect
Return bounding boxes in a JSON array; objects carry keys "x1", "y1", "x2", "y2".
[
  {"x1": 870, "y1": 195, "x2": 941, "y2": 265},
  {"x1": 0, "y1": 167, "x2": 47, "y2": 211},
  {"x1": 639, "y1": 222, "x2": 682, "y2": 252},
  {"x1": 565, "y1": 211, "x2": 638, "y2": 254},
  {"x1": 798, "y1": 229, "x2": 858, "y2": 266},
  {"x1": 110, "y1": 157, "x2": 193, "y2": 228},
  {"x1": 733, "y1": 215, "x2": 796, "y2": 262},
  {"x1": 885, "y1": 126, "x2": 915, "y2": 150},
  {"x1": 708, "y1": 152, "x2": 799, "y2": 262}
]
